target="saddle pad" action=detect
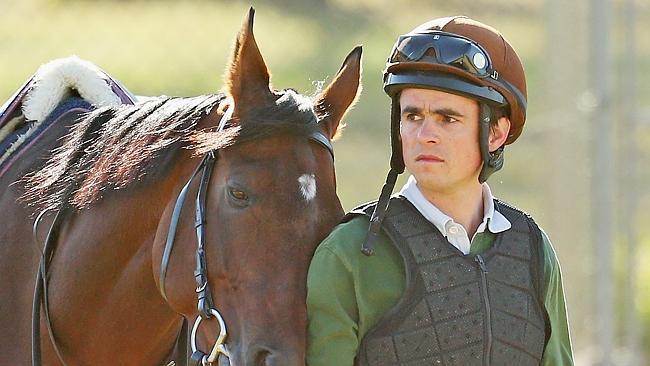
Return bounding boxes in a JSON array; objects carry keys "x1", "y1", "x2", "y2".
[
  {"x1": 0, "y1": 97, "x2": 93, "y2": 177},
  {"x1": 0, "y1": 56, "x2": 136, "y2": 130},
  {"x1": 0, "y1": 56, "x2": 138, "y2": 179}
]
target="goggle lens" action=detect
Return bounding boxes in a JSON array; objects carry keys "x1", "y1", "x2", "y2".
[{"x1": 389, "y1": 32, "x2": 493, "y2": 78}]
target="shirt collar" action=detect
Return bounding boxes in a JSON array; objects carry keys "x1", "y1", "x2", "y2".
[
  {"x1": 398, "y1": 175, "x2": 511, "y2": 236},
  {"x1": 480, "y1": 182, "x2": 511, "y2": 233}
]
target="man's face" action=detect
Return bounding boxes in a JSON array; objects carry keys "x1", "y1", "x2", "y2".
[{"x1": 399, "y1": 88, "x2": 482, "y2": 195}]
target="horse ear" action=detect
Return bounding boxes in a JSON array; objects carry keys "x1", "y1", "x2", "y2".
[
  {"x1": 314, "y1": 46, "x2": 363, "y2": 139},
  {"x1": 223, "y1": 7, "x2": 273, "y2": 116}
]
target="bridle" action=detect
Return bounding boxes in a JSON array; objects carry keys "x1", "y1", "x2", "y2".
[
  {"x1": 157, "y1": 107, "x2": 334, "y2": 366},
  {"x1": 159, "y1": 149, "x2": 227, "y2": 366},
  {"x1": 31, "y1": 106, "x2": 334, "y2": 366}
]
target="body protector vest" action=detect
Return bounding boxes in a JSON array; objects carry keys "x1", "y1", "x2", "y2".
[{"x1": 351, "y1": 197, "x2": 550, "y2": 366}]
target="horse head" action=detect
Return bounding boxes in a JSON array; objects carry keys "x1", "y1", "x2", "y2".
[{"x1": 154, "y1": 8, "x2": 361, "y2": 366}]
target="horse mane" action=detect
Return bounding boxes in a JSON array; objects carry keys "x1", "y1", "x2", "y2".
[{"x1": 22, "y1": 89, "x2": 319, "y2": 212}]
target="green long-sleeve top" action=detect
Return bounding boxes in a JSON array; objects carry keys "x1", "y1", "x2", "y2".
[{"x1": 306, "y1": 214, "x2": 574, "y2": 366}]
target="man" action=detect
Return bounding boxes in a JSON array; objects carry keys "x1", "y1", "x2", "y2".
[{"x1": 307, "y1": 16, "x2": 574, "y2": 366}]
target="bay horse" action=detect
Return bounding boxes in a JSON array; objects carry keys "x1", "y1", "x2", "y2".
[{"x1": 0, "y1": 8, "x2": 361, "y2": 366}]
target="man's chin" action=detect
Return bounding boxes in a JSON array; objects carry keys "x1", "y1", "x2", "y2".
[
  {"x1": 407, "y1": 166, "x2": 446, "y2": 184},
  {"x1": 413, "y1": 176, "x2": 450, "y2": 194},
  {"x1": 413, "y1": 175, "x2": 481, "y2": 197}
]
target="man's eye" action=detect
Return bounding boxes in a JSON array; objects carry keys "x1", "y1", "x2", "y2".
[
  {"x1": 404, "y1": 113, "x2": 423, "y2": 122},
  {"x1": 442, "y1": 115, "x2": 459, "y2": 123}
]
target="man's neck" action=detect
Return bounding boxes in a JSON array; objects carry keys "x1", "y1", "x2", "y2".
[{"x1": 417, "y1": 182, "x2": 485, "y2": 238}]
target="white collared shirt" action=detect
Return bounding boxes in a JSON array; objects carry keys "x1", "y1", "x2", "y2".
[{"x1": 398, "y1": 175, "x2": 511, "y2": 255}]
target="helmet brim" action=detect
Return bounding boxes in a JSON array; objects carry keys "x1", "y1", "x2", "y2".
[{"x1": 384, "y1": 71, "x2": 507, "y2": 107}]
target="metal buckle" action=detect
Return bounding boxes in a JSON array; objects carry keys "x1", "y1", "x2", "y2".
[{"x1": 191, "y1": 308, "x2": 231, "y2": 365}]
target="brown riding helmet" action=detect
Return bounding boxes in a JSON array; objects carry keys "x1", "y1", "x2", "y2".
[
  {"x1": 361, "y1": 16, "x2": 529, "y2": 256},
  {"x1": 383, "y1": 16, "x2": 527, "y2": 144}
]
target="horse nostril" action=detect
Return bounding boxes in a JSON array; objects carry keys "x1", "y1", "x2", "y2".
[
  {"x1": 255, "y1": 349, "x2": 271, "y2": 366},
  {"x1": 245, "y1": 346, "x2": 289, "y2": 366}
]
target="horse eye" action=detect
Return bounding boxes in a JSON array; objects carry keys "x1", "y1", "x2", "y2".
[{"x1": 228, "y1": 187, "x2": 249, "y2": 202}]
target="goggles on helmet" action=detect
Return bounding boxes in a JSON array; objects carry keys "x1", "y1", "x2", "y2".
[{"x1": 388, "y1": 31, "x2": 498, "y2": 80}]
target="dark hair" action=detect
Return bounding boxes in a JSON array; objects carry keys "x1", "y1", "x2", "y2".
[{"x1": 490, "y1": 105, "x2": 509, "y2": 134}]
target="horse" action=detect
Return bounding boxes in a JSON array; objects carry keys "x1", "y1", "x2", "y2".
[{"x1": 0, "y1": 8, "x2": 361, "y2": 366}]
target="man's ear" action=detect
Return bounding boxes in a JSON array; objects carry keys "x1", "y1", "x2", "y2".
[{"x1": 489, "y1": 116, "x2": 511, "y2": 152}]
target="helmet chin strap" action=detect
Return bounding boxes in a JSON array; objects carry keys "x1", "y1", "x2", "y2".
[
  {"x1": 361, "y1": 95, "x2": 403, "y2": 256},
  {"x1": 478, "y1": 102, "x2": 505, "y2": 183}
]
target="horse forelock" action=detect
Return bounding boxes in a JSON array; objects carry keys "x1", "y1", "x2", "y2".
[
  {"x1": 191, "y1": 88, "x2": 320, "y2": 155},
  {"x1": 22, "y1": 88, "x2": 322, "y2": 212}
]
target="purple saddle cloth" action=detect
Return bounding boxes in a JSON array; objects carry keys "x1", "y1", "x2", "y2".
[{"x1": 0, "y1": 60, "x2": 137, "y2": 177}]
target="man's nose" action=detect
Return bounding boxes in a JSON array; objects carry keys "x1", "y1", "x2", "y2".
[{"x1": 416, "y1": 118, "x2": 441, "y2": 143}]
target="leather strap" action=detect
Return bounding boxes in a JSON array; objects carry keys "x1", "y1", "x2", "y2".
[
  {"x1": 361, "y1": 169, "x2": 399, "y2": 256},
  {"x1": 308, "y1": 130, "x2": 334, "y2": 160},
  {"x1": 32, "y1": 209, "x2": 69, "y2": 366},
  {"x1": 194, "y1": 152, "x2": 216, "y2": 318},
  {"x1": 174, "y1": 319, "x2": 189, "y2": 366},
  {"x1": 159, "y1": 153, "x2": 213, "y2": 302}
]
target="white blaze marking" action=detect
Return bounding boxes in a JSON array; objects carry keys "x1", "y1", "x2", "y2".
[{"x1": 298, "y1": 174, "x2": 317, "y2": 201}]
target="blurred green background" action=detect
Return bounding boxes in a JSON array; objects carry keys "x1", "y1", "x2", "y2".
[{"x1": 1, "y1": 0, "x2": 648, "y2": 364}]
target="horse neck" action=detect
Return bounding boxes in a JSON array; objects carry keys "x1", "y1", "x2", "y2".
[{"x1": 45, "y1": 150, "x2": 197, "y2": 364}]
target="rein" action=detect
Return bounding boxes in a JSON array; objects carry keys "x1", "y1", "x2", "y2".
[{"x1": 32, "y1": 209, "x2": 68, "y2": 366}]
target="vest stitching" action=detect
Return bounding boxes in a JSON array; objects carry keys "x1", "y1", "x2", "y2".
[
  {"x1": 389, "y1": 336, "x2": 402, "y2": 364},
  {"x1": 422, "y1": 308, "x2": 482, "y2": 325},
  {"x1": 408, "y1": 340, "x2": 484, "y2": 363},
  {"x1": 425, "y1": 300, "x2": 446, "y2": 366},
  {"x1": 424, "y1": 281, "x2": 481, "y2": 294},
  {"x1": 415, "y1": 254, "x2": 463, "y2": 264},
  {"x1": 489, "y1": 278, "x2": 536, "y2": 293},
  {"x1": 492, "y1": 337, "x2": 543, "y2": 360},
  {"x1": 492, "y1": 308, "x2": 545, "y2": 332},
  {"x1": 387, "y1": 308, "x2": 483, "y2": 335},
  {"x1": 488, "y1": 252, "x2": 533, "y2": 262},
  {"x1": 387, "y1": 340, "x2": 494, "y2": 364}
]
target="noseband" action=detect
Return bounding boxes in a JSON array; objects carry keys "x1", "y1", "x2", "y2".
[{"x1": 158, "y1": 108, "x2": 334, "y2": 366}]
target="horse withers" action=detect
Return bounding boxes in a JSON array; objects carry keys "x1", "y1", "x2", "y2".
[{"x1": 0, "y1": 8, "x2": 361, "y2": 366}]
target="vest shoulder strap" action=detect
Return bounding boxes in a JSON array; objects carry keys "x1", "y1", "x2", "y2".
[{"x1": 341, "y1": 199, "x2": 378, "y2": 223}]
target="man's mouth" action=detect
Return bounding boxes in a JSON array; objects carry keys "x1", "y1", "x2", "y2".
[{"x1": 416, "y1": 154, "x2": 444, "y2": 162}]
